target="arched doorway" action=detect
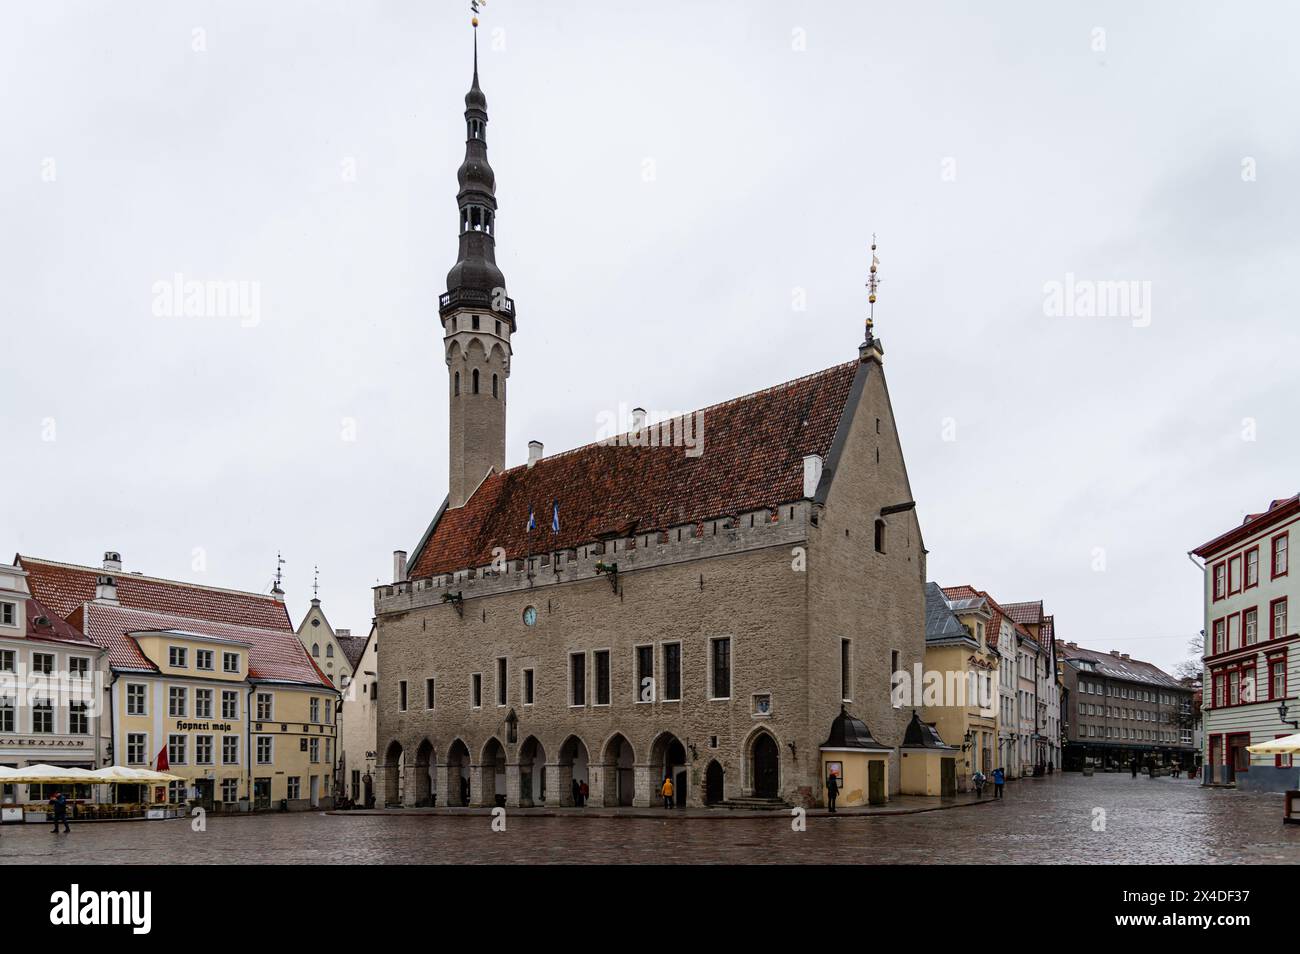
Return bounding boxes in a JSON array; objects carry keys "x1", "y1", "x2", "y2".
[
  {"x1": 481, "y1": 738, "x2": 506, "y2": 807},
  {"x1": 413, "y1": 739, "x2": 435, "y2": 806},
  {"x1": 650, "y1": 732, "x2": 688, "y2": 807},
  {"x1": 601, "y1": 733, "x2": 635, "y2": 807},
  {"x1": 382, "y1": 740, "x2": 404, "y2": 807},
  {"x1": 558, "y1": 735, "x2": 590, "y2": 806},
  {"x1": 446, "y1": 739, "x2": 470, "y2": 806},
  {"x1": 519, "y1": 736, "x2": 547, "y2": 806},
  {"x1": 752, "y1": 732, "x2": 779, "y2": 799},
  {"x1": 705, "y1": 760, "x2": 725, "y2": 805}
]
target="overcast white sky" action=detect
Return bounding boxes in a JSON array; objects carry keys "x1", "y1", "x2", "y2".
[{"x1": 2, "y1": 1, "x2": 1296, "y2": 672}]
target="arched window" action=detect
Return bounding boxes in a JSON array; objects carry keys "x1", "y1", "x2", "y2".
[
  {"x1": 492, "y1": 373, "x2": 498, "y2": 399},
  {"x1": 874, "y1": 519, "x2": 886, "y2": 554},
  {"x1": 454, "y1": 371, "x2": 460, "y2": 396},
  {"x1": 326, "y1": 644, "x2": 334, "y2": 659},
  {"x1": 312, "y1": 643, "x2": 320, "y2": 657},
  {"x1": 472, "y1": 368, "x2": 480, "y2": 394}
]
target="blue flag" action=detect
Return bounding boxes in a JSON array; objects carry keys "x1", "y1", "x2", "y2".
[
  {"x1": 526, "y1": 507, "x2": 536, "y2": 532},
  {"x1": 552, "y1": 500, "x2": 560, "y2": 534}
]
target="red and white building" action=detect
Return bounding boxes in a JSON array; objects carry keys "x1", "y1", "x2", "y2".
[{"x1": 1193, "y1": 494, "x2": 1298, "y2": 791}]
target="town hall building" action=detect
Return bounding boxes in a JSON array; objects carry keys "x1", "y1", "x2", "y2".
[{"x1": 373, "y1": 28, "x2": 930, "y2": 810}]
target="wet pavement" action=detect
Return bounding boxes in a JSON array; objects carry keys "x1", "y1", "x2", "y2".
[{"x1": 2, "y1": 773, "x2": 1298, "y2": 864}]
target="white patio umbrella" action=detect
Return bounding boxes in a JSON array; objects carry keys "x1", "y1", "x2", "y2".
[
  {"x1": 1246, "y1": 733, "x2": 1300, "y2": 755},
  {"x1": 87, "y1": 766, "x2": 183, "y2": 783},
  {"x1": 0, "y1": 764, "x2": 99, "y2": 784}
]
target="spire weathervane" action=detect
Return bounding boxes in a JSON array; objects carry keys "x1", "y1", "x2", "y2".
[
  {"x1": 865, "y1": 235, "x2": 881, "y2": 343},
  {"x1": 312, "y1": 564, "x2": 319, "y2": 600}
]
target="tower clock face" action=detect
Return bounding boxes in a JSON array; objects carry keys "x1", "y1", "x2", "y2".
[{"x1": 522, "y1": 606, "x2": 537, "y2": 627}]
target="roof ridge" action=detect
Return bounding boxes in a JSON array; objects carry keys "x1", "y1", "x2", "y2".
[
  {"x1": 84, "y1": 600, "x2": 295, "y2": 638},
  {"x1": 494, "y1": 359, "x2": 859, "y2": 476},
  {"x1": 21, "y1": 556, "x2": 284, "y2": 604}
]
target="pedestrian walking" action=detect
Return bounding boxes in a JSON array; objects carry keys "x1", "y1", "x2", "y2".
[
  {"x1": 579, "y1": 779, "x2": 589, "y2": 807},
  {"x1": 1130, "y1": 759, "x2": 1138, "y2": 778},
  {"x1": 826, "y1": 771, "x2": 839, "y2": 813},
  {"x1": 661, "y1": 775, "x2": 674, "y2": 809},
  {"x1": 972, "y1": 770, "x2": 986, "y2": 798},
  {"x1": 992, "y1": 767, "x2": 1005, "y2": 799},
  {"x1": 50, "y1": 791, "x2": 70, "y2": 833},
  {"x1": 572, "y1": 777, "x2": 582, "y2": 807}
]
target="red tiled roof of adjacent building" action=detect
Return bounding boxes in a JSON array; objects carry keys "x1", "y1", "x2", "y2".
[
  {"x1": 1001, "y1": 600, "x2": 1043, "y2": 626},
  {"x1": 941, "y1": 584, "x2": 1039, "y2": 652},
  {"x1": 409, "y1": 360, "x2": 860, "y2": 578},
  {"x1": 1192, "y1": 493, "x2": 1300, "y2": 558},
  {"x1": 70, "y1": 602, "x2": 332, "y2": 687},
  {"x1": 18, "y1": 556, "x2": 293, "y2": 631},
  {"x1": 336, "y1": 633, "x2": 369, "y2": 670},
  {"x1": 24, "y1": 597, "x2": 97, "y2": 649}
]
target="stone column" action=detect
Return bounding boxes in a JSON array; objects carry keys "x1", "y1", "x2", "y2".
[
  {"x1": 588, "y1": 762, "x2": 608, "y2": 807},
  {"x1": 376, "y1": 761, "x2": 396, "y2": 807},
  {"x1": 548, "y1": 761, "x2": 573, "y2": 806},
  {"x1": 402, "y1": 761, "x2": 420, "y2": 807},
  {"x1": 435, "y1": 762, "x2": 453, "y2": 807},
  {"x1": 470, "y1": 762, "x2": 489, "y2": 807},
  {"x1": 505, "y1": 761, "x2": 522, "y2": 807},
  {"x1": 633, "y1": 763, "x2": 654, "y2": 808}
]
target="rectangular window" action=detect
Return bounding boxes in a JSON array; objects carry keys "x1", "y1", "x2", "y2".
[
  {"x1": 523, "y1": 669, "x2": 534, "y2": 705},
  {"x1": 169, "y1": 686, "x2": 187, "y2": 718},
  {"x1": 891, "y1": 650, "x2": 901, "y2": 707},
  {"x1": 0, "y1": 696, "x2": 12, "y2": 733},
  {"x1": 127, "y1": 733, "x2": 146, "y2": 764},
  {"x1": 1213, "y1": 561, "x2": 1226, "y2": 600},
  {"x1": 1244, "y1": 608, "x2": 1259, "y2": 646},
  {"x1": 1246, "y1": 547, "x2": 1260, "y2": 588},
  {"x1": 497, "y1": 658, "x2": 508, "y2": 706},
  {"x1": 841, "y1": 639, "x2": 852, "y2": 701},
  {"x1": 1274, "y1": 533, "x2": 1289, "y2": 579},
  {"x1": 663, "y1": 643, "x2": 681, "y2": 702},
  {"x1": 398, "y1": 681, "x2": 407, "y2": 711},
  {"x1": 288, "y1": 776, "x2": 301, "y2": 800},
  {"x1": 1270, "y1": 654, "x2": 1287, "y2": 701},
  {"x1": 1213, "y1": 618, "x2": 1226, "y2": 655},
  {"x1": 195, "y1": 688, "x2": 213, "y2": 719},
  {"x1": 32, "y1": 652, "x2": 54, "y2": 675},
  {"x1": 310, "y1": 697, "x2": 321, "y2": 722},
  {"x1": 195, "y1": 735, "x2": 213, "y2": 765},
  {"x1": 223, "y1": 652, "x2": 240, "y2": 673},
  {"x1": 426, "y1": 678, "x2": 436, "y2": 709},
  {"x1": 635, "y1": 645, "x2": 654, "y2": 702},
  {"x1": 196, "y1": 649, "x2": 214, "y2": 671},
  {"x1": 1228, "y1": 555, "x2": 1242, "y2": 594},
  {"x1": 570, "y1": 653, "x2": 586, "y2": 706},
  {"x1": 0, "y1": 649, "x2": 13, "y2": 672},
  {"x1": 222, "y1": 691, "x2": 239, "y2": 720},
  {"x1": 0, "y1": 601, "x2": 14, "y2": 626},
  {"x1": 710, "y1": 637, "x2": 731, "y2": 699},
  {"x1": 1227, "y1": 614, "x2": 1240, "y2": 651},
  {"x1": 68, "y1": 656, "x2": 89, "y2": 678},
  {"x1": 223, "y1": 735, "x2": 240, "y2": 765},
  {"x1": 256, "y1": 736, "x2": 272, "y2": 764},
  {"x1": 69, "y1": 702, "x2": 88, "y2": 734},
  {"x1": 222, "y1": 778, "x2": 239, "y2": 802},
  {"x1": 168, "y1": 734, "x2": 187, "y2": 765},
  {"x1": 594, "y1": 650, "x2": 611, "y2": 705},
  {"x1": 471, "y1": 673, "x2": 482, "y2": 708},
  {"x1": 126, "y1": 683, "x2": 147, "y2": 716},
  {"x1": 310, "y1": 738, "x2": 320, "y2": 763},
  {"x1": 1273, "y1": 598, "x2": 1289, "y2": 640},
  {"x1": 169, "y1": 646, "x2": 187, "y2": 668},
  {"x1": 256, "y1": 693, "x2": 273, "y2": 721}
]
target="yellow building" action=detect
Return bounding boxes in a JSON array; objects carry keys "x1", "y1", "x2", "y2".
[
  {"x1": 19, "y1": 553, "x2": 339, "y2": 811},
  {"x1": 923, "y1": 583, "x2": 998, "y2": 790}
]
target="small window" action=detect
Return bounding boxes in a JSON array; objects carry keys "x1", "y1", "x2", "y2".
[
  {"x1": 0, "y1": 601, "x2": 15, "y2": 626},
  {"x1": 425, "y1": 678, "x2": 436, "y2": 709},
  {"x1": 472, "y1": 369, "x2": 480, "y2": 394},
  {"x1": 874, "y1": 519, "x2": 886, "y2": 554},
  {"x1": 496, "y1": 657, "x2": 508, "y2": 706},
  {"x1": 492, "y1": 373, "x2": 499, "y2": 399},
  {"x1": 635, "y1": 645, "x2": 654, "y2": 703},
  {"x1": 840, "y1": 638, "x2": 852, "y2": 701},
  {"x1": 454, "y1": 371, "x2": 460, "y2": 396},
  {"x1": 472, "y1": 673, "x2": 482, "y2": 708},
  {"x1": 312, "y1": 643, "x2": 320, "y2": 657},
  {"x1": 663, "y1": 643, "x2": 681, "y2": 701},
  {"x1": 710, "y1": 637, "x2": 731, "y2": 699},
  {"x1": 471, "y1": 315, "x2": 480, "y2": 330},
  {"x1": 595, "y1": 650, "x2": 611, "y2": 706},
  {"x1": 570, "y1": 653, "x2": 586, "y2": 706},
  {"x1": 326, "y1": 644, "x2": 334, "y2": 659},
  {"x1": 398, "y1": 680, "x2": 407, "y2": 711}
]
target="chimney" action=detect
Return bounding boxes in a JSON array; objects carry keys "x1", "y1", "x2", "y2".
[
  {"x1": 102, "y1": 551, "x2": 122, "y2": 572},
  {"x1": 271, "y1": 580, "x2": 285, "y2": 602},
  {"x1": 802, "y1": 454, "x2": 824, "y2": 498},
  {"x1": 527, "y1": 440, "x2": 543, "y2": 468},
  {"x1": 393, "y1": 550, "x2": 408, "y2": 582},
  {"x1": 94, "y1": 575, "x2": 119, "y2": 604},
  {"x1": 631, "y1": 407, "x2": 647, "y2": 432}
]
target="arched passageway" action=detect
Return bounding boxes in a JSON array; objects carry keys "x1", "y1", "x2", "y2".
[
  {"x1": 558, "y1": 735, "x2": 590, "y2": 806},
  {"x1": 413, "y1": 739, "x2": 435, "y2": 806},
  {"x1": 381, "y1": 740, "x2": 404, "y2": 807},
  {"x1": 601, "y1": 733, "x2": 636, "y2": 807},
  {"x1": 519, "y1": 736, "x2": 548, "y2": 806},
  {"x1": 480, "y1": 737, "x2": 507, "y2": 807},
  {"x1": 704, "y1": 759, "x2": 725, "y2": 805},
  {"x1": 650, "y1": 732, "x2": 688, "y2": 807}
]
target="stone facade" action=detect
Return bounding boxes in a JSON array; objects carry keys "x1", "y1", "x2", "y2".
[{"x1": 374, "y1": 349, "x2": 927, "y2": 809}]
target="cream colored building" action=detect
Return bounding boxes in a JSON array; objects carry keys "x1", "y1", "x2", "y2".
[
  {"x1": 18, "y1": 553, "x2": 339, "y2": 810},
  {"x1": 295, "y1": 596, "x2": 358, "y2": 689},
  {"x1": 337, "y1": 626, "x2": 377, "y2": 806},
  {"x1": 923, "y1": 583, "x2": 997, "y2": 790}
]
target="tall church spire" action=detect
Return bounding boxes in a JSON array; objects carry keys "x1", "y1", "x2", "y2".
[{"x1": 442, "y1": 8, "x2": 514, "y2": 510}]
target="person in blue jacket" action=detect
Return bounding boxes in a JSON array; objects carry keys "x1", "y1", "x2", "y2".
[{"x1": 992, "y1": 767, "x2": 1005, "y2": 799}]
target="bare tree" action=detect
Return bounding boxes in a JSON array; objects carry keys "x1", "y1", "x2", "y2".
[{"x1": 1174, "y1": 633, "x2": 1204, "y2": 683}]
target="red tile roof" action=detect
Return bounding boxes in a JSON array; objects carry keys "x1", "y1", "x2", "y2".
[
  {"x1": 1001, "y1": 600, "x2": 1043, "y2": 626},
  {"x1": 24, "y1": 597, "x2": 98, "y2": 649},
  {"x1": 941, "y1": 584, "x2": 1039, "y2": 652},
  {"x1": 410, "y1": 360, "x2": 861, "y2": 578},
  {"x1": 18, "y1": 556, "x2": 293, "y2": 631},
  {"x1": 72, "y1": 602, "x2": 332, "y2": 687},
  {"x1": 1192, "y1": 493, "x2": 1300, "y2": 557}
]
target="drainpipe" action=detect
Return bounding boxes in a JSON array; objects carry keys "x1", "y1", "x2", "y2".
[
  {"x1": 247, "y1": 683, "x2": 256, "y2": 806},
  {"x1": 1187, "y1": 551, "x2": 1208, "y2": 780},
  {"x1": 105, "y1": 669, "x2": 118, "y2": 805}
]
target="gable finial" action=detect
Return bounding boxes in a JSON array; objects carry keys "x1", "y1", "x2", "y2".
[
  {"x1": 312, "y1": 564, "x2": 319, "y2": 600},
  {"x1": 865, "y1": 234, "x2": 880, "y2": 344}
]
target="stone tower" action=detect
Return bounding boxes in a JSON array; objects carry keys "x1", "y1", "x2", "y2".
[{"x1": 440, "y1": 29, "x2": 516, "y2": 509}]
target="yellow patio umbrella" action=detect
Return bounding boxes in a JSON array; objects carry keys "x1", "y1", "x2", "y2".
[{"x1": 1247, "y1": 733, "x2": 1300, "y2": 755}]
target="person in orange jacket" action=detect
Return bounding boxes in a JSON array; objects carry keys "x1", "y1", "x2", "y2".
[{"x1": 661, "y1": 775, "x2": 674, "y2": 809}]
